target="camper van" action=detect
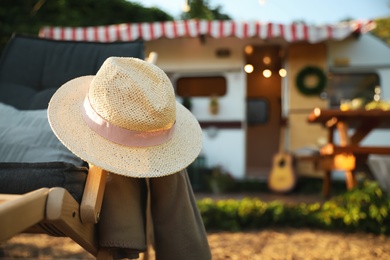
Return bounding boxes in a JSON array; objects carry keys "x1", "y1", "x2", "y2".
[
  {"x1": 40, "y1": 20, "x2": 390, "y2": 180},
  {"x1": 140, "y1": 21, "x2": 389, "y2": 180}
]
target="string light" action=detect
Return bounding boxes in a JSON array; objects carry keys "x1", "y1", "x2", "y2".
[
  {"x1": 244, "y1": 45, "x2": 253, "y2": 55},
  {"x1": 244, "y1": 64, "x2": 254, "y2": 73},
  {"x1": 279, "y1": 68, "x2": 287, "y2": 77},
  {"x1": 263, "y1": 56, "x2": 271, "y2": 65},
  {"x1": 263, "y1": 69, "x2": 272, "y2": 78}
]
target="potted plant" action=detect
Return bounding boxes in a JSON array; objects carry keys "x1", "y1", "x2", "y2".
[
  {"x1": 209, "y1": 96, "x2": 219, "y2": 115},
  {"x1": 182, "y1": 97, "x2": 192, "y2": 111},
  {"x1": 207, "y1": 166, "x2": 235, "y2": 194}
]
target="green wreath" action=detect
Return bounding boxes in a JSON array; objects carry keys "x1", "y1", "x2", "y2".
[{"x1": 295, "y1": 66, "x2": 326, "y2": 96}]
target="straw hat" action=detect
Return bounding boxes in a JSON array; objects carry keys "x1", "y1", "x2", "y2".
[{"x1": 48, "y1": 57, "x2": 202, "y2": 178}]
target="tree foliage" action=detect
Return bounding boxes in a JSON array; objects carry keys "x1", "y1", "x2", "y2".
[
  {"x1": 372, "y1": 18, "x2": 390, "y2": 46},
  {"x1": 0, "y1": 0, "x2": 173, "y2": 50},
  {"x1": 180, "y1": 0, "x2": 231, "y2": 20},
  {"x1": 0, "y1": 0, "x2": 231, "y2": 52}
]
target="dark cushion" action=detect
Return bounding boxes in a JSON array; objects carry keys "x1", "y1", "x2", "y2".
[
  {"x1": 0, "y1": 162, "x2": 88, "y2": 203},
  {"x1": 0, "y1": 83, "x2": 57, "y2": 110},
  {"x1": 0, "y1": 83, "x2": 37, "y2": 110},
  {"x1": 0, "y1": 33, "x2": 144, "y2": 109},
  {"x1": 28, "y1": 88, "x2": 57, "y2": 110}
]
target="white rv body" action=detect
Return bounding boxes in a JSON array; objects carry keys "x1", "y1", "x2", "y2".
[{"x1": 145, "y1": 33, "x2": 390, "y2": 179}]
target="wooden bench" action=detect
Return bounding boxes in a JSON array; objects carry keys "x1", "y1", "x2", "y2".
[
  {"x1": 307, "y1": 108, "x2": 390, "y2": 197},
  {"x1": 295, "y1": 148, "x2": 372, "y2": 197}
]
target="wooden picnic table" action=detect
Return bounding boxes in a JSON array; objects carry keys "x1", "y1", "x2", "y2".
[{"x1": 307, "y1": 108, "x2": 390, "y2": 196}]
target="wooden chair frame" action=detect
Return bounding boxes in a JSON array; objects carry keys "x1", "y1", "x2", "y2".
[{"x1": 0, "y1": 165, "x2": 108, "y2": 258}]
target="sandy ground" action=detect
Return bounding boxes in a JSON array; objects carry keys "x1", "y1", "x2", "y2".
[
  {"x1": 2, "y1": 228, "x2": 390, "y2": 259},
  {"x1": 2, "y1": 191, "x2": 388, "y2": 259}
]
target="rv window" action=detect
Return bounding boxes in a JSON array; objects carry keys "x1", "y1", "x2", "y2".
[
  {"x1": 326, "y1": 73, "x2": 380, "y2": 108},
  {"x1": 176, "y1": 76, "x2": 227, "y2": 97},
  {"x1": 246, "y1": 98, "x2": 268, "y2": 125}
]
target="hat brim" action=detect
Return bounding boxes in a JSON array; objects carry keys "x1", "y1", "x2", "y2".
[{"x1": 48, "y1": 76, "x2": 203, "y2": 178}]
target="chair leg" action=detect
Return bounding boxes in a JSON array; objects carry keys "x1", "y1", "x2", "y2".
[
  {"x1": 345, "y1": 170, "x2": 356, "y2": 190},
  {"x1": 322, "y1": 170, "x2": 331, "y2": 198}
]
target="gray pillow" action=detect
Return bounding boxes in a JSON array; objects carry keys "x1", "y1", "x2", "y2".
[{"x1": 0, "y1": 102, "x2": 84, "y2": 166}]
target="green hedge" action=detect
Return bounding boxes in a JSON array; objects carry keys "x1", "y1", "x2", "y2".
[{"x1": 197, "y1": 180, "x2": 390, "y2": 234}]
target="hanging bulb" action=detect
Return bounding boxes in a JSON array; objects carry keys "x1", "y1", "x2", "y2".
[
  {"x1": 279, "y1": 68, "x2": 287, "y2": 77},
  {"x1": 244, "y1": 45, "x2": 253, "y2": 55},
  {"x1": 263, "y1": 69, "x2": 272, "y2": 78},
  {"x1": 263, "y1": 56, "x2": 271, "y2": 65},
  {"x1": 244, "y1": 64, "x2": 254, "y2": 73}
]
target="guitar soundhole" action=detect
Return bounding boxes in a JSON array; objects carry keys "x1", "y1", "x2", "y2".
[{"x1": 278, "y1": 158, "x2": 286, "y2": 167}]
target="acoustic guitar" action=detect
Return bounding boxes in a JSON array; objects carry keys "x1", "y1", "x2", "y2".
[{"x1": 268, "y1": 121, "x2": 296, "y2": 193}]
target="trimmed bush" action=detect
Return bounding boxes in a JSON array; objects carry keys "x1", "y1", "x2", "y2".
[{"x1": 197, "y1": 180, "x2": 390, "y2": 234}]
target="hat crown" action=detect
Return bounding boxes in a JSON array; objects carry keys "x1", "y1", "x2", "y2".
[{"x1": 89, "y1": 57, "x2": 176, "y2": 132}]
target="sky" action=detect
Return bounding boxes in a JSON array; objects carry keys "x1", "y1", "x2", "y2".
[{"x1": 136, "y1": 0, "x2": 390, "y2": 24}]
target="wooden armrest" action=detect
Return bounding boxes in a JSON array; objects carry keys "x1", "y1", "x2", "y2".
[
  {"x1": 46, "y1": 187, "x2": 98, "y2": 255},
  {"x1": 80, "y1": 165, "x2": 108, "y2": 224},
  {"x1": 0, "y1": 188, "x2": 49, "y2": 242},
  {"x1": 0, "y1": 194, "x2": 21, "y2": 204}
]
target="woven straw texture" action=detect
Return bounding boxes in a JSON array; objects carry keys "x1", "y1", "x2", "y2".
[{"x1": 48, "y1": 57, "x2": 202, "y2": 178}]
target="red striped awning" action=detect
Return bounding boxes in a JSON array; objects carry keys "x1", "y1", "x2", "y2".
[{"x1": 39, "y1": 19, "x2": 375, "y2": 43}]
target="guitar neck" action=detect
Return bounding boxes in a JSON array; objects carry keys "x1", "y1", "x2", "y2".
[{"x1": 278, "y1": 118, "x2": 290, "y2": 153}]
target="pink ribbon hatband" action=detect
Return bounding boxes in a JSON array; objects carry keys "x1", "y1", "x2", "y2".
[{"x1": 81, "y1": 97, "x2": 176, "y2": 147}]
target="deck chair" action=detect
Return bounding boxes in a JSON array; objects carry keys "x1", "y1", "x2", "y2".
[
  {"x1": 0, "y1": 164, "x2": 107, "y2": 257},
  {"x1": 0, "y1": 34, "x2": 145, "y2": 258}
]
